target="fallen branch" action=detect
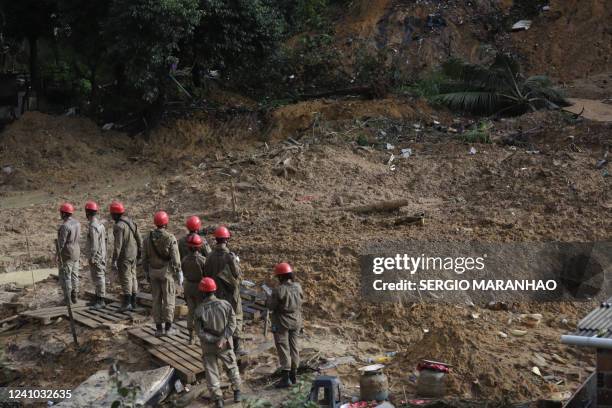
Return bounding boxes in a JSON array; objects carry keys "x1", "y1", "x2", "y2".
[{"x1": 326, "y1": 199, "x2": 409, "y2": 214}]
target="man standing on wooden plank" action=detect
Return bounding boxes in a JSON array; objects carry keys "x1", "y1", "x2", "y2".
[
  {"x1": 110, "y1": 201, "x2": 143, "y2": 312},
  {"x1": 267, "y1": 262, "x2": 303, "y2": 388},
  {"x1": 177, "y1": 215, "x2": 211, "y2": 260},
  {"x1": 181, "y1": 233, "x2": 206, "y2": 344},
  {"x1": 85, "y1": 201, "x2": 107, "y2": 309},
  {"x1": 203, "y1": 226, "x2": 244, "y2": 355},
  {"x1": 56, "y1": 202, "x2": 81, "y2": 305},
  {"x1": 194, "y1": 277, "x2": 241, "y2": 407},
  {"x1": 142, "y1": 211, "x2": 183, "y2": 337}
]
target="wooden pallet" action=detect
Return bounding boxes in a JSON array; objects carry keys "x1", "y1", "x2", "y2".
[
  {"x1": 71, "y1": 302, "x2": 147, "y2": 329},
  {"x1": 20, "y1": 302, "x2": 89, "y2": 325},
  {"x1": 129, "y1": 322, "x2": 204, "y2": 382}
]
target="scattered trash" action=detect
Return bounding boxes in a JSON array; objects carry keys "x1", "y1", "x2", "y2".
[
  {"x1": 174, "y1": 379, "x2": 184, "y2": 393},
  {"x1": 401, "y1": 148, "x2": 412, "y2": 158},
  {"x1": 542, "y1": 5, "x2": 551, "y2": 11},
  {"x1": 531, "y1": 366, "x2": 542, "y2": 377},
  {"x1": 1, "y1": 165, "x2": 13, "y2": 175},
  {"x1": 423, "y1": 328, "x2": 429, "y2": 334},
  {"x1": 471, "y1": 313, "x2": 480, "y2": 319},
  {"x1": 487, "y1": 301, "x2": 509, "y2": 311},
  {"x1": 498, "y1": 331, "x2": 508, "y2": 338},
  {"x1": 512, "y1": 20, "x2": 532, "y2": 31},
  {"x1": 548, "y1": 391, "x2": 572, "y2": 401},
  {"x1": 387, "y1": 154, "x2": 396, "y2": 171},
  {"x1": 526, "y1": 150, "x2": 540, "y2": 155},
  {"x1": 596, "y1": 159, "x2": 608, "y2": 169},
  {"x1": 385, "y1": 143, "x2": 394, "y2": 150},
  {"x1": 101, "y1": 123, "x2": 114, "y2": 131},
  {"x1": 64, "y1": 107, "x2": 77, "y2": 116},
  {"x1": 521, "y1": 314, "x2": 543, "y2": 328},
  {"x1": 320, "y1": 356, "x2": 357, "y2": 370},
  {"x1": 510, "y1": 329, "x2": 528, "y2": 337},
  {"x1": 469, "y1": 147, "x2": 477, "y2": 155},
  {"x1": 603, "y1": 169, "x2": 609, "y2": 177},
  {"x1": 366, "y1": 352, "x2": 397, "y2": 364}
]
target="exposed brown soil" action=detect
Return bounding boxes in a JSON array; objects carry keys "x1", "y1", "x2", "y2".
[{"x1": 0, "y1": 104, "x2": 610, "y2": 404}]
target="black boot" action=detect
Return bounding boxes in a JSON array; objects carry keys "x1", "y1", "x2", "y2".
[
  {"x1": 275, "y1": 370, "x2": 291, "y2": 388},
  {"x1": 91, "y1": 296, "x2": 106, "y2": 310},
  {"x1": 119, "y1": 294, "x2": 133, "y2": 312},
  {"x1": 154, "y1": 323, "x2": 164, "y2": 337},
  {"x1": 164, "y1": 322, "x2": 176, "y2": 336},
  {"x1": 215, "y1": 398, "x2": 224, "y2": 408},
  {"x1": 233, "y1": 389, "x2": 241, "y2": 402},
  {"x1": 290, "y1": 368, "x2": 297, "y2": 385},
  {"x1": 130, "y1": 293, "x2": 137, "y2": 310},
  {"x1": 70, "y1": 290, "x2": 78, "y2": 304}
]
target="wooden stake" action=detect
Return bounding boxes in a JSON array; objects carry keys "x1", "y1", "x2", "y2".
[{"x1": 24, "y1": 224, "x2": 36, "y2": 293}]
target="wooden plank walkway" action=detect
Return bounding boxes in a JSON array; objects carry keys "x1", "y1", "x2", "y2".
[
  {"x1": 129, "y1": 322, "x2": 204, "y2": 383},
  {"x1": 71, "y1": 302, "x2": 147, "y2": 329},
  {"x1": 20, "y1": 302, "x2": 89, "y2": 325}
]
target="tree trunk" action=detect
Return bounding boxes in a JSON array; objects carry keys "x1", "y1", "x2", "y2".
[{"x1": 27, "y1": 36, "x2": 39, "y2": 94}]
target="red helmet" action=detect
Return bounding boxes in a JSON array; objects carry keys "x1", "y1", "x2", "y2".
[
  {"x1": 185, "y1": 216, "x2": 201, "y2": 232},
  {"x1": 274, "y1": 262, "x2": 293, "y2": 275},
  {"x1": 154, "y1": 211, "x2": 169, "y2": 227},
  {"x1": 187, "y1": 234, "x2": 203, "y2": 248},
  {"x1": 59, "y1": 202, "x2": 75, "y2": 214},
  {"x1": 85, "y1": 201, "x2": 99, "y2": 211},
  {"x1": 109, "y1": 201, "x2": 125, "y2": 214},
  {"x1": 198, "y1": 277, "x2": 217, "y2": 293},
  {"x1": 214, "y1": 226, "x2": 231, "y2": 239}
]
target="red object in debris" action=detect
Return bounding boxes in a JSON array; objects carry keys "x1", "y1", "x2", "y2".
[
  {"x1": 417, "y1": 361, "x2": 450, "y2": 373},
  {"x1": 296, "y1": 195, "x2": 316, "y2": 202}
]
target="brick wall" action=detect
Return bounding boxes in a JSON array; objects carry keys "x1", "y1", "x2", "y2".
[{"x1": 597, "y1": 349, "x2": 612, "y2": 407}]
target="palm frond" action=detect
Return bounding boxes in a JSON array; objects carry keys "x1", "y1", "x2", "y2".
[{"x1": 432, "y1": 91, "x2": 504, "y2": 114}]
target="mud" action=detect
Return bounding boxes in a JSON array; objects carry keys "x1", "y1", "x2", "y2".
[{"x1": 0, "y1": 103, "x2": 610, "y2": 403}]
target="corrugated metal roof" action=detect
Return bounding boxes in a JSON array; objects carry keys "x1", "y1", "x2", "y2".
[{"x1": 571, "y1": 298, "x2": 612, "y2": 337}]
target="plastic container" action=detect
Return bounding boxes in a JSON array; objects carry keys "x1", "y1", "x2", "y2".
[
  {"x1": 359, "y1": 366, "x2": 389, "y2": 401},
  {"x1": 416, "y1": 368, "x2": 446, "y2": 397}
]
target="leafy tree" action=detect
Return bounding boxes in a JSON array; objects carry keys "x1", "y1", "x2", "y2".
[
  {"x1": 191, "y1": 0, "x2": 284, "y2": 74},
  {"x1": 0, "y1": 0, "x2": 57, "y2": 92},
  {"x1": 105, "y1": 0, "x2": 201, "y2": 103},
  {"x1": 431, "y1": 54, "x2": 567, "y2": 116},
  {"x1": 56, "y1": 0, "x2": 111, "y2": 109}
]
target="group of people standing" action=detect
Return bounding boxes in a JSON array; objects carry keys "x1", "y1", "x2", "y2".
[{"x1": 55, "y1": 200, "x2": 303, "y2": 406}]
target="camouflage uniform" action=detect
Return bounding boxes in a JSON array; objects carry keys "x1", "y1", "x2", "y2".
[
  {"x1": 87, "y1": 216, "x2": 106, "y2": 297},
  {"x1": 181, "y1": 251, "x2": 206, "y2": 332},
  {"x1": 142, "y1": 228, "x2": 181, "y2": 324},
  {"x1": 267, "y1": 280, "x2": 303, "y2": 372},
  {"x1": 112, "y1": 216, "x2": 142, "y2": 296},
  {"x1": 178, "y1": 232, "x2": 211, "y2": 261},
  {"x1": 57, "y1": 216, "x2": 81, "y2": 299},
  {"x1": 194, "y1": 294, "x2": 241, "y2": 400},
  {"x1": 203, "y1": 244, "x2": 243, "y2": 337}
]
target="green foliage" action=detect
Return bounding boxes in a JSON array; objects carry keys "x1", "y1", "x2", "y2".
[
  {"x1": 193, "y1": 0, "x2": 284, "y2": 70},
  {"x1": 274, "y1": 0, "x2": 330, "y2": 32},
  {"x1": 105, "y1": 0, "x2": 201, "y2": 102},
  {"x1": 282, "y1": 377, "x2": 318, "y2": 408},
  {"x1": 430, "y1": 54, "x2": 567, "y2": 116},
  {"x1": 460, "y1": 121, "x2": 492, "y2": 144},
  {"x1": 243, "y1": 398, "x2": 274, "y2": 408}
]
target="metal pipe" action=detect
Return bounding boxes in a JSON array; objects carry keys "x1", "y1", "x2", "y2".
[{"x1": 561, "y1": 335, "x2": 612, "y2": 349}]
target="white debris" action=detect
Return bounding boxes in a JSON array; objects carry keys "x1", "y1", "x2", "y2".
[
  {"x1": 102, "y1": 123, "x2": 114, "y2": 131},
  {"x1": 512, "y1": 20, "x2": 532, "y2": 31},
  {"x1": 401, "y1": 148, "x2": 412, "y2": 158},
  {"x1": 469, "y1": 147, "x2": 477, "y2": 155}
]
